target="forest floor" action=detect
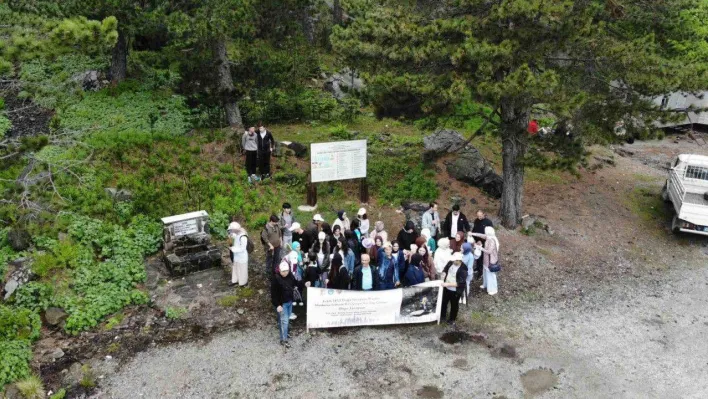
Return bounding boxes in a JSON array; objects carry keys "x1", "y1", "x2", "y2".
[{"x1": 37, "y1": 133, "x2": 708, "y2": 398}]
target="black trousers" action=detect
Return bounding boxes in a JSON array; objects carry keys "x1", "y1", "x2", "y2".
[
  {"x1": 441, "y1": 289, "x2": 460, "y2": 322},
  {"x1": 258, "y1": 151, "x2": 271, "y2": 176},
  {"x1": 245, "y1": 151, "x2": 258, "y2": 176}
]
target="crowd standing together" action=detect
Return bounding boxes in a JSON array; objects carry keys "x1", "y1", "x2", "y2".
[{"x1": 227, "y1": 201, "x2": 501, "y2": 347}]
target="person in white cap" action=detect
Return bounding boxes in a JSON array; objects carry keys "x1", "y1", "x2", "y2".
[
  {"x1": 357, "y1": 207, "x2": 370, "y2": 235},
  {"x1": 271, "y1": 260, "x2": 310, "y2": 348},
  {"x1": 308, "y1": 214, "x2": 325, "y2": 234},
  {"x1": 227, "y1": 221, "x2": 249, "y2": 287},
  {"x1": 289, "y1": 222, "x2": 315, "y2": 253},
  {"x1": 311, "y1": 231, "x2": 331, "y2": 286},
  {"x1": 441, "y1": 252, "x2": 468, "y2": 326}
]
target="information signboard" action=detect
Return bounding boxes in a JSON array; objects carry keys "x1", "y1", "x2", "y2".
[{"x1": 310, "y1": 140, "x2": 367, "y2": 183}]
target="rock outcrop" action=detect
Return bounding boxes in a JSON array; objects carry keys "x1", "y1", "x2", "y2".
[{"x1": 423, "y1": 130, "x2": 503, "y2": 198}]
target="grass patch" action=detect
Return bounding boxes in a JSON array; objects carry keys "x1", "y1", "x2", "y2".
[
  {"x1": 632, "y1": 173, "x2": 662, "y2": 184},
  {"x1": 526, "y1": 167, "x2": 569, "y2": 184},
  {"x1": 164, "y1": 306, "x2": 187, "y2": 320},
  {"x1": 467, "y1": 311, "x2": 500, "y2": 328},
  {"x1": 216, "y1": 287, "x2": 255, "y2": 307},
  {"x1": 625, "y1": 187, "x2": 669, "y2": 227}
]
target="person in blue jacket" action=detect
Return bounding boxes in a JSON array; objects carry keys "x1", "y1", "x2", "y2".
[
  {"x1": 390, "y1": 241, "x2": 406, "y2": 278},
  {"x1": 404, "y1": 254, "x2": 426, "y2": 286},
  {"x1": 377, "y1": 242, "x2": 401, "y2": 290}
]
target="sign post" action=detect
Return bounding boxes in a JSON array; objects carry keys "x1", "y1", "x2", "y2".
[{"x1": 309, "y1": 139, "x2": 367, "y2": 205}]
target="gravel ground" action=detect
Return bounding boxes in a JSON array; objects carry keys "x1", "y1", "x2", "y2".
[{"x1": 98, "y1": 261, "x2": 708, "y2": 399}]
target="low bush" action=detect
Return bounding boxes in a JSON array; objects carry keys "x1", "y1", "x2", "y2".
[
  {"x1": 11, "y1": 282, "x2": 53, "y2": 313},
  {"x1": 15, "y1": 374, "x2": 45, "y2": 399},
  {"x1": 0, "y1": 340, "x2": 32, "y2": 389},
  {"x1": 0, "y1": 305, "x2": 41, "y2": 342}
]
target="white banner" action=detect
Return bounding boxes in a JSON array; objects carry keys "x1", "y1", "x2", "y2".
[
  {"x1": 306, "y1": 281, "x2": 443, "y2": 329},
  {"x1": 310, "y1": 139, "x2": 367, "y2": 183}
]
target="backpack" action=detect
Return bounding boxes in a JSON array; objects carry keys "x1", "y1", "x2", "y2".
[{"x1": 244, "y1": 234, "x2": 254, "y2": 253}]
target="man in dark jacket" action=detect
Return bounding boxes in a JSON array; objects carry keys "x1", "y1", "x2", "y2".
[
  {"x1": 271, "y1": 262, "x2": 310, "y2": 348},
  {"x1": 256, "y1": 123, "x2": 275, "y2": 178},
  {"x1": 442, "y1": 204, "x2": 470, "y2": 239},
  {"x1": 261, "y1": 215, "x2": 282, "y2": 279},
  {"x1": 352, "y1": 254, "x2": 380, "y2": 291},
  {"x1": 289, "y1": 222, "x2": 315, "y2": 253},
  {"x1": 471, "y1": 210, "x2": 493, "y2": 280}
]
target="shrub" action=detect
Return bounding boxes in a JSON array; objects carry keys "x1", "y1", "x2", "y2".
[
  {"x1": 49, "y1": 388, "x2": 67, "y2": 399},
  {"x1": 15, "y1": 374, "x2": 45, "y2": 399},
  {"x1": 165, "y1": 307, "x2": 187, "y2": 320},
  {"x1": 0, "y1": 340, "x2": 32, "y2": 389},
  {"x1": 11, "y1": 282, "x2": 53, "y2": 313},
  {"x1": 0, "y1": 114, "x2": 11, "y2": 138},
  {"x1": 0, "y1": 305, "x2": 41, "y2": 342}
]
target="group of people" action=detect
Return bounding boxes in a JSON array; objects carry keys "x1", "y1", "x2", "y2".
[
  {"x1": 241, "y1": 124, "x2": 276, "y2": 183},
  {"x1": 227, "y1": 202, "x2": 501, "y2": 348}
]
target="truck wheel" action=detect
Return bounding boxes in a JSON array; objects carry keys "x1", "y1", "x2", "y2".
[
  {"x1": 671, "y1": 215, "x2": 681, "y2": 234},
  {"x1": 661, "y1": 183, "x2": 670, "y2": 202}
]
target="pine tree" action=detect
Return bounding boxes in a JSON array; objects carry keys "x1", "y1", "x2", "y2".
[{"x1": 332, "y1": 0, "x2": 708, "y2": 228}]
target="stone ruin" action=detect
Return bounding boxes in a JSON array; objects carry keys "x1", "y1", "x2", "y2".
[{"x1": 161, "y1": 211, "x2": 221, "y2": 277}]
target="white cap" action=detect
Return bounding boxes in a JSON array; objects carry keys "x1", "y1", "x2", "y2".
[
  {"x1": 313, "y1": 214, "x2": 324, "y2": 222},
  {"x1": 357, "y1": 207, "x2": 367, "y2": 216},
  {"x1": 279, "y1": 261, "x2": 290, "y2": 272},
  {"x1": 361, "y1": 237, "x2": 373, "y2": 249},
  {"x1": 451, "y1": 252, "x2": 463, "y2": 261},
  {"x1": 227, "y1": 222, "x2": 241, "y2": 231},
  {"x1": 288, "y1": 222, "x2": 301, "y2": 232},
  {"x1": 318, "y1": 231, "x2": 326, "y2": 240}
]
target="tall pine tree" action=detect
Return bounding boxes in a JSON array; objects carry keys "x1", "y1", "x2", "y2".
[{"x1": 332, "y1": 0, "x2": 707, "y2": 228}]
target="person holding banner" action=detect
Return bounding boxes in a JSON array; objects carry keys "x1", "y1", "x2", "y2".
[
  {"x1": 378, "y1": 242, "x2": 401, "y2": 290},
  {"x1": 441, "y1": 252, "x2": 468, "y2": 326},
  {"x1": 272, "y1": 262, "x2": 310, "y2": 348},
  {"x1": 353, "y1": 254, "x2": 380, "y2": 291}
]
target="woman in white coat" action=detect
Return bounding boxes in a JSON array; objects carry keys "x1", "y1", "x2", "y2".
[
  {"x1": 471, "y1": 226, "x2": 499, "y2": 295},
  {"x1": 433, "y1": 237, "x2": 452, "y2": 277}
]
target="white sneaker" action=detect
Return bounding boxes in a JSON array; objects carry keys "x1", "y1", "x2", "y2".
[
  {"x1": 480, "y1": 285, "x2": 486, "y2": 289},
  {"x1": 298, "y1": 302, "x2": 304, "y2": 306},
  {"x1": 289, "y1": 313, "x2": 297, "y2": 320}
]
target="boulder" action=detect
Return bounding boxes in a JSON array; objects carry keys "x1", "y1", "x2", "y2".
[
  {"x1": 3, "y1": 261, "x2": 34, "y2": 300},
  {"x1": 423, "y1": 130, "x2": 503, "y2": 198},
  {"x1": 324, "y1": 68, "x2": 365, "y2": 100},
  {"x1": 278, "y1": 141, "x2": 307, "y2": 158},
  {"x1": 105, "y1": 187, "x2": 132, "y2": 202},
  {"x1": 445, "y1": 148, "x2": 503, "y2": 198},
  {"x1": 400, "y1": 200, "x2": 430, "y2": 212},
  {"x1": 44, "y1": 307, "x2": 69, "y2": 327},
  {"x1": 404, "y1": 209, "x2": 423, "y2": 231},
  {"x1": 7, "y1": 228, "x2": 31, "y2": 251},
  {"x1": 72, "y1": 70, "x2": 103, "y2": 91}
]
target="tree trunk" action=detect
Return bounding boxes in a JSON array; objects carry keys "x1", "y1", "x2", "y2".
[
  {"x1": 333, "y1": 0, "x2": 343, "y2": 25},
  {"x1": 110, "y1": 30, "x2": 128, "y2": 83},
  {"x1": 301, "y1": 2, "x2": 316, "y2": 44},
  {"x1": 498, "y1": 100, "x2": 530, "y2": 229},
  {"x1": 212, "y1": 38, "x2": 243, "y2": 128}
]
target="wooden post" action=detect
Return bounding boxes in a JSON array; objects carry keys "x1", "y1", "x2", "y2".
[
  {"x1": 307, "y1": 183, "x2": 317, "y2": 206},
  {"x1": 359, "y1": 178, "x2": 369, "y2": 203}
]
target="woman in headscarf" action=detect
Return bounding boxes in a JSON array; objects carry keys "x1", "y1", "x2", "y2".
[
  {"x1": 369, "y1": 236, "x2": 383, "y2": 266},
  {"x1": 434, "y1": 237, "x2": 452, "y2": 276},
  {"x1": 403, "y1": 253, "x2": 426, "y2": 286},
  {"x1": 369, "y1": 220, "x2": 388, "y2": 243},
  {"x1": 332, "y1": 210, "x2": 350, "y2": 231},
  {"x1": 357, "y1": 208, "x2": 370, "y2": 235},
  {"x1": 450, "y1": 231, "x2": 465, "y2": 253},
  {"x1": 396, "y1": 220, "x2": 419, "y2": 251},
  {"x1": 327, "y1": 252, "x2": 350, "y2": 290},
  {"x1": 461, "y1": 242, "x2": 477, "y2": 299},
  {"x1": 471, "y1": 226, "x2": 500, "y2": 295}
]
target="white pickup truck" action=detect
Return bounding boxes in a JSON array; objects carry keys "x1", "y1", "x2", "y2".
[{"x1": 662, "y1": 154, "x2": 708, "y2": 236}]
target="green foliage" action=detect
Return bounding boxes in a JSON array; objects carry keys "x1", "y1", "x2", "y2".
[
  {"x1": 216, "y1": 286, "x2": 254, "y2": 307},
  {"x1": 0, "y1": 114, "x2": 11, "y2": 138},
  {"x1": 0, "y1": 340, "x2": 32, "y2": 389},
  {"x1": 369, "y1": 162, "x2": 438, "y2": 205},
  {"x1": 60, "y1": 85, "x2": 190, "y2": 135},
  {"x1": 209, "y1": 211, "x2": 229, "y2": 240},
  {"x1": 165, "y1": 306, "x2": 187, "y2": 320},
  {"x1": 11, "y1": 282, "x2": 53, "y2": 313},
  {"x1": 240, "y1": 88, "x2": 355, "y2": 124},
  {"x1": 79, "y1": 364, "x2": 95, "y2": 389},
  {"x1": 49, "y1": 388, "x2": 67, "y2": 399},
  {"x1": 15, "y1": 374, "x2": 45, "y2": 399},
  {"x1": 0, "y1": 305, "x2": 41, "y2": 342}
]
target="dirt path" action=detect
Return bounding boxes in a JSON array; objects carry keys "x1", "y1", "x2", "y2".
[{"x1": 98, "y1": 261, "x2": 708, "y2": 399}]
